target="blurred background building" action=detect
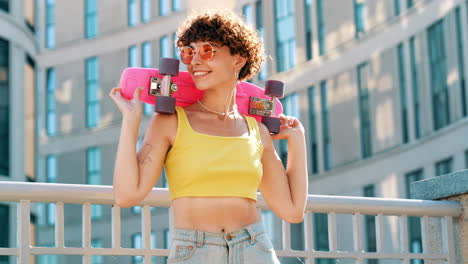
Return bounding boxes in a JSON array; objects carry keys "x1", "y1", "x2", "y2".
[{"x1": 0, "y1": 0, "x2": 467, "y2": 263}]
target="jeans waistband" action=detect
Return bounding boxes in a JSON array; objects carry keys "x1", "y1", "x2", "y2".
[{"x1": 171, "y1": 220, "x2": 265, "y2": 247}]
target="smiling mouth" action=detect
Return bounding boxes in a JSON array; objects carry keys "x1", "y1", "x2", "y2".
[{"x1": 193, "y1": 71, "x2": 210, "y2": 77}]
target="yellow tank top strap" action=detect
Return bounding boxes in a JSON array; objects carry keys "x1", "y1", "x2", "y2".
[
  {"x1": 175, "y1": 106, "x2": 190, "y2": 129},
  {"x1": 244, "y1": 115, "x2": 261, "y2": 142}
]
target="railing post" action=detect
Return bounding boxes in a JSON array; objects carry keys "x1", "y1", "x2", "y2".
[
  {"x1": 411, "y1": 170, "x2": 468, "y2": 264},
  {"x1": 17, "y1": 200, "x2": 31, "y2": 264}
]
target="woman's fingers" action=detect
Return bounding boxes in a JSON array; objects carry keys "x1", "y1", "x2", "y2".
[
  {"x1": 132, "y1": 86, "x2": 144, "y2": 103},
  {"x1": 278, "y1": 114, "x2": 298, "y2": 128}
]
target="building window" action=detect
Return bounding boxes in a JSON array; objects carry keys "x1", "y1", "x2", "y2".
[
  {"x1": 320, "y1": 81, "x2": 331, "y2": 170},
  {"x1": 172, "y1": 32, "x2": 180, "y2": 60},
  {"x1": 86, "y1": 57, "x2": 100, "y2": 128},
  {"x1": 24, "y1": 0, "x2": 36, "y2": 32},
  {"x1": 45, "y1": 0, "x2": 55, "y2": 49},
  {"x1": 128, "y1": 0, "x2": 137, "y2": 27},
  {"x1": 46, "y1": 155, "x2": 57, "y2": 183},
  {"x1": 132, "y1": 232, "x2": 156, "y2": 263},
  {"x1": 435, "y1": 157, "x2": 453, "y2": 176},
  {"x1": 0, "y1": 0, "x2": 9, "y2": 12},
  {"x1": 409, "y1": 37, "x2": 422, "y2": 139},
  {"x1": 279, "y1": 93, "x2": 299, "y2": 166},
  {"x1": 242, "y1": 4, "x2": 253, "y2": 25},
  {"x1": 397, "y1": 44, "x2": 409, "y2": 144},
  {"x1": 142, "y1": 42, "x2": 152, "y2": 68},
  {"x1": 129, "y1": 45, "x2": 139, "y2": 67},
  {"x1": 427, "y1": 20, "x2": 450, "y2": 130},
  {"x1": 256, "y1": 0, "x2": 267, "y2": 80},
  {"x1": 159, "y1": 0, "x2": 169, "y2": 16},
  {"x1": 307, "y1": 86, "x2": 319, "y2": 174},
  {"x1": 164, "y1": 229, "x2": 170, "y2": 248},
  {"x1": 0, "y1": 204, "x2": 9, "y2": 263},
  {"x1": 353, "y1": 0, "x2": 365, "y2": 38},
  {"x1": 132, "y1": 233, "x2": 143, "y2": 264},
  {"x1": 363, "y1": 185, "x2": 378, "y2": 264},
  {"x1": 0, "y1": 38, "x2": 8, "y2": 177},
  {"x1": 455, "y1": 7, "x2": 467, "y2": 117},
  {"x1": 142, "y1": 42, "x2": 153, "y2": 115},
  {"x1": 261, "y1": 210, "x2": 276, "y2": 244},
  {"x1": 161, "y1": 169, "x2": 168, "y2": 188},
  {"x1": 87, "y1": 147, "x2": 102, "y2": 219},
  {"x1": 274, "y1": 0, "x2": 296, "y2": 72},
  {"x1": 357, "y1": 63, "x2": 372, "y2": 158},
  {"x1": 465, "y1": 150, "x2": 468, "y2": 169},
  {"x1": 85, "y1": 0, "x2": 98, "y2": 39},
  {"x1": 171, "y1": 0, "x2": 181, "y2": 12},
  {"x1": 37, "y1": 254, "x2": 57, "y2": 264},
  {"x1": 46, "y1": 68, "x2": 56, "y2": 136},
  {"x1": 405, "y1": 169, "x2": 423, "y2": 264},
  {"x1": 316, "y1": 0, "x2": 325, "y2": 55},
  {"x1": 91, "y1": 239, "x2": 103, "y2": 264},
  {"x1": 314, "y1": 213, "x2": 335, "y2": 264},
  {"x1": 46, "y1": 155, "x2": 57, "y2": 226},
  {"x1": 304, "y1": 0, "x2": 313, "y2": 60},
  {"x1": 394, "y1": 0, "x2": 401, "y2": 16},
  {"x1": 160, "y1": 35, "x2": 171, "y2": 58},
  {"x1": 141, "y1": 0, "x2": 151, "y2": 23}
]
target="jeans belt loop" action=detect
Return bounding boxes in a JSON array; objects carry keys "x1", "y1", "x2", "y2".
[
  {"x1": 196, "y1": 231, "x2": 204, "y2": 248},
  {"x1": 246, "y1": 226, "x2": 256, "y2": 244}
]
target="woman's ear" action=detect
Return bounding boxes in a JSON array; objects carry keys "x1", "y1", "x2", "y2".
[{"x1": 234, "y1": 55, "x2": 247, "y2": 72}]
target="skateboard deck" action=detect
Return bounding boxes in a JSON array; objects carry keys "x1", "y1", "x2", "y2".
[{"x1": 119, "y1": 67, "x2": 283, "y2": 122}]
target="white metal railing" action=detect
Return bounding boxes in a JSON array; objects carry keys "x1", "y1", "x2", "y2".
[{"x1": 0, "y1": 181, "x2": 463, "y2": 264}]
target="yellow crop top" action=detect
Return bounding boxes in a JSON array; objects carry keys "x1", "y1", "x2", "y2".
[{"x1": 164, "y1": 106, "x2": 264, "y2": 201}]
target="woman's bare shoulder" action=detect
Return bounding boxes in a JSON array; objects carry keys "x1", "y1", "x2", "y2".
[
  {"x1": 145, "y1": 111, "x2": 178, "y2": 146},
  {"x1": 255, "y1": 120, "x2": 273, "y2": 148}
]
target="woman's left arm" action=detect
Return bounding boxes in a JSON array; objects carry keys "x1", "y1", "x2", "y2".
[{"x1": 258, "y1": 115, "x2": 308, "y2": 223}]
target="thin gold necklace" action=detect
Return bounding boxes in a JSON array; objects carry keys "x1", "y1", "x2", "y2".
[{"x1": 197, "y1": 100, "x2": 237, "y2": 116}]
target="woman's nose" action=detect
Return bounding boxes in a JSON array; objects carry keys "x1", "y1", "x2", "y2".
[{"x1": 191, "y1": 50, "x2": 203, "y2": 65}]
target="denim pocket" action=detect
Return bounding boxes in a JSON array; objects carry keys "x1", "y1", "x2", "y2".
[
  {"x1": 244, "y1": 233, "x2": 280, "y2": 264},
  {"x1": 167, "y1": 239, "x2": 198, "y2": 263},
  {"x1": 252, "y1": 233, "x2": 274, "y2": 253}
]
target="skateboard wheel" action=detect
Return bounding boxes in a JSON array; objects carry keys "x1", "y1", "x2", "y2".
[
  {"x1": 265, "y1": 80, "x2": 285, "y2": 98},
  {"x1": 155, "y1": 96, "x2": 176, "y2": 114},
  {"x1": 262, "y1": 116, "x2": 281, "y2": 134},
  {"x1": 159, "y1": 58, "x2": 180, "y2": 76}
]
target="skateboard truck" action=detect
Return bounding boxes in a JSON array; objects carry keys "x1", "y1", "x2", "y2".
[
  {"x1": 148, "y1": 76, "x2": 178, "y2": 96},
  {"x1": 249, "y1": 80, "x2": 285, "y2": 134},
  {"x1": 150, "y1": 58, "x2": 180, "y2": 114}
]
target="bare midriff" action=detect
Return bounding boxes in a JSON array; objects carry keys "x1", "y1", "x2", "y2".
[{"x1": 171, "y1": 196, "x2": 261, "y2": 233}]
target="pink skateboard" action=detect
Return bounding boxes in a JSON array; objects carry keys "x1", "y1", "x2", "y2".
[{"x1": 119, "y1": 58, "x2": 285, "y2": 133}]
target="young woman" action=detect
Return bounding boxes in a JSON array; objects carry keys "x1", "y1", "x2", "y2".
[{"x1": 110, "y1": 10, "x2": 308, "y2": 264}]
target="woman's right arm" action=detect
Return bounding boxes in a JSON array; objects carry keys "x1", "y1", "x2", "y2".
[{"x1": 109, "y1": 86, "x2": 173, "y2": 208}]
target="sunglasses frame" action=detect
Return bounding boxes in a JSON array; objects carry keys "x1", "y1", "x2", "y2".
[{"x1": 178, "y1": 42, "x2": 219, "y2": 65}]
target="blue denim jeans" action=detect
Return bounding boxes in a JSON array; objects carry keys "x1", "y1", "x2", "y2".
[{"x1": 167, "y1": 220, "x2": 281, "y2": 263}]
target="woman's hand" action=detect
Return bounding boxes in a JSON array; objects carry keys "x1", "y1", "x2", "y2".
[
  {"x1": 270, "y1": 114, "x2": 305, "y2": 140},
  {"x1": 109, "y1": 86, "x2": 144, "y2": 121}
]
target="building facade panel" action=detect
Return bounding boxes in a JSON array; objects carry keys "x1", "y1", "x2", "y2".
[
  {"x1": 321, "y1": 0, "x2": 355, "y2": 53},
  {"x1": 327, "y1": 70, "x2": 361, "y2": 167},
  {"x1": 369, "y1": 48, "x2": 401, "y2": 153},
  {"x1": 100, "y1": 0, "x2": 128, "y2": 36},
  {"x1": 55, "y1": 0, "x2": 84, "y2": 47}
]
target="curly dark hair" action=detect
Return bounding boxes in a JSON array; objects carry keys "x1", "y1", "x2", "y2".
[{"x1": 176, "y1": 9, "x2": 265, "y2": 81}]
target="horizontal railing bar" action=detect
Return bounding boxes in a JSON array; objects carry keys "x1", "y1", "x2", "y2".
[
  {"x1": 0, "y1": 182, "x2": 170, "y2": 207},
  {"x1": 0, "y1": 182, "x2": 462, "y2": 217},
  {"x1": 28, "y1": 247, "x2": 169, "y2": 256},
  {"x1": 0, "y1": 248, "x2": 18, "y2": 256},
  {"x1": 275, "y1": 250, "x2": 448, "y2": 260},
  {"x1": 2, "y1": 247, "x2": 445, "y2": 260},
  {"x1": 304, "y1": 195, "x2": 461, "y2": 217}
]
